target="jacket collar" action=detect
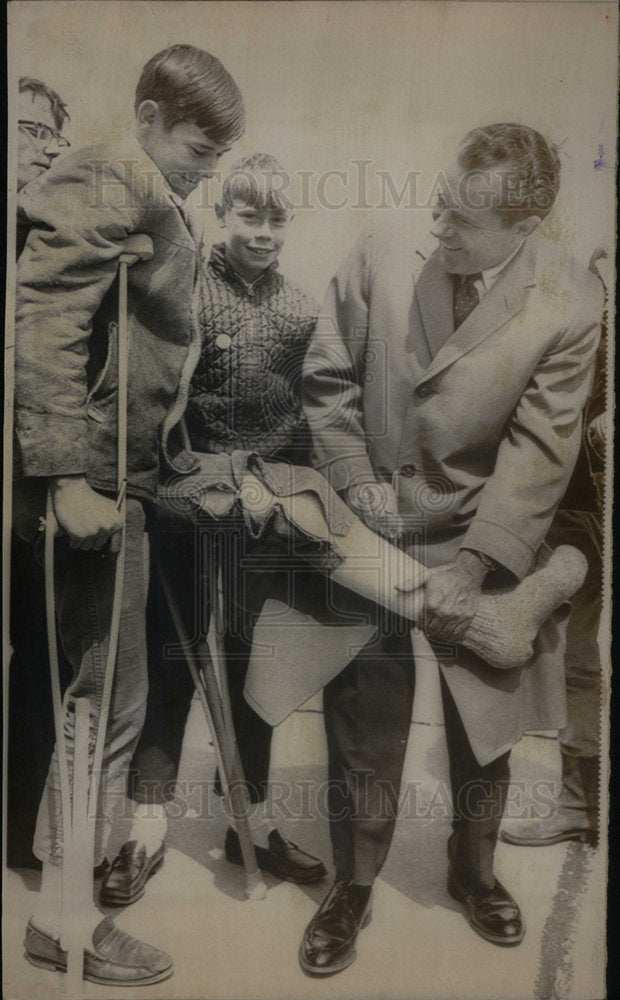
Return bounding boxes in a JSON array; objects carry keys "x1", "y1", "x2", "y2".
[
  {"x1": 115, "y1": 133, "x2": 198, "y2": 250},
  {"x1": 208, "y1": 241, "x2": 279, "y2": 293},
  {"x1": 414, "y1": 235, "x2": 538, "y2": 385}
]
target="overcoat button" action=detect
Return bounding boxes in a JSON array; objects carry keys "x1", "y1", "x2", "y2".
[
  {"x1": 400, "y1": 464, "x2": 416, "y2": 478},
  {"x1": 417, "y1": 384, "x2": 433, "y2": 398}
]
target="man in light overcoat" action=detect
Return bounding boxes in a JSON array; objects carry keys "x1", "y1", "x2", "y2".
[{"x1": 297, "y1": 123, "x2": 603, "y2": 974}]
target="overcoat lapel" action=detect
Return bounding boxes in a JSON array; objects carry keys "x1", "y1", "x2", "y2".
[
  {"x1": 414, "y1": 240, "x2": 538, "y2": 385},
  {"x1": 413, "y1": 251, "x2": 455, "y2": 359}
]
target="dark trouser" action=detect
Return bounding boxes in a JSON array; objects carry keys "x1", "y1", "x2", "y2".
[
  {"x1": 7, "y1": 531, "x2": 72, "y2": 868},
  {"x1": 547, "y1": 510, "x2": 602, "y2": 759},
  {"x1": 129, "y1": 514, "x2": 273, "y2": 805},
  {"x1": 324, "y1": 616, "x2": 509, "y2": 887},
  {"x1": 33, "y1": 499, "x2": 149, "y2": 866}
]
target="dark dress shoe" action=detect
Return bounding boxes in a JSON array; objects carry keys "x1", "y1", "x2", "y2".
[
  {"x1": 299, "y1": 881, "x2": 372, "y2": 975},
  {"x1": 225, "y1": 828, "x2": 327, "y2": 884},
  {"x1": 94, "y1": 858, "x2": 110, "y2": 878},
  {"x1": 100, "y1": 840, "x2": 165, "y2": 906},
  {"x1": 448, "y1": 867, "x2": 525, "y2": 945},
  {"x1": 24, "y1": 916, "x2": 173, "y2": 986}
]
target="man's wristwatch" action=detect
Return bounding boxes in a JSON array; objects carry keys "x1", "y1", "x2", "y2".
[{"x1": 470, "y1": 549, "x2": 497, "y2": 572}]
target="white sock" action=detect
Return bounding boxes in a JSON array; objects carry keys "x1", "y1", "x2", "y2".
[
  {"x1": 236, "y1": 802, "x2": 276, "y2": 849},
  {"x1": 128, "y1": 802, "x2": 167, "y2": 855},
  {"x1": 32, "y1": 862, "x2": 63, "y2": 934},
  {"x1": 33, "y1": 863, "x2": 102, "y2": 939}
]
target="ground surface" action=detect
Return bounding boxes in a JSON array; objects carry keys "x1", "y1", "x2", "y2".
[{"x1": 3, "y1": 661, "x2": 606, "y2": 1000}]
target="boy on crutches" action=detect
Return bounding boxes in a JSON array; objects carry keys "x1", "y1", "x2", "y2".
[{"x1": 13, "y1": 44, "x2": 245, "y2": 986}]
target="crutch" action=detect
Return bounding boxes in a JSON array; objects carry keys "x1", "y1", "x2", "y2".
[
  {"x1": 207, "y1": 532, "x2": 268, "y2": 896},
  {"x1": 159, "y1": 536, "x2": 267, "y2": 901},
  {"x1": 43, "y1": 234, "x2": 154, "y2": 992}
]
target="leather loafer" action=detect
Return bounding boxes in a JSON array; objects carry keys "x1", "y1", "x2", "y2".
[
  {"x1": 100, "y1": 841, "x2": 165, "y2": 906},
  {"x1": 94, "y1": 858, "x2": 110, "y2": 878},
  {"x1": 225, "y1": 828, "x2": 327, "y2": 884},
  {"x1": 24, "y1": 917, "x2": 173, "y2": 986},
  {"x1": 448, "y1": 867, "x2": 525, "y2": 945},
  {"x1": 299, "y1": 881, "x2": 372, "y2": 975}
]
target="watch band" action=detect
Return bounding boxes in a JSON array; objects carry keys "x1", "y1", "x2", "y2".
[{"x1": 474, "y1": 550, "x2": 497, "y2": 571}]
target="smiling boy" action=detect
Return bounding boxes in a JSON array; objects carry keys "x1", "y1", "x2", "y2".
[
  {"x1": 14, "y1": 44, "x2": 244, "y2": 986},
  {"x1": 101, "y1": 154, "x2": 328, "y2": 904}
]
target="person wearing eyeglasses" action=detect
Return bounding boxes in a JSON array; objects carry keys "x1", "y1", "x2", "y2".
[
  {"x1": 17, "y1": 76, "x2": 70, "y2": 191},
  {"x1": 17, "y1": 77, "x2": 70, "y2": 260},
  {"x1": 8, "y1": 77, "x2": 72, "y2": 874}
]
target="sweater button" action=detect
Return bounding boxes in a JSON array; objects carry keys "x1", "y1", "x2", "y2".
[
  {"x1": 399, "y1": 464, "x2": 416, "y2": 478},
  {"x1": 215, "y1": 334, "x2": 232, "y2": 350}
]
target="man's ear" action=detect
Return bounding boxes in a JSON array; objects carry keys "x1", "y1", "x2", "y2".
[
  {"x1": 514, "y1": 215, "x2": 542, "y2": 238},
  {"x1": 215, "y1": 203, "x2": 227, "y2": 228},
  {"x1": 136, "y1": 100, "x2": 160, "y2": 128}
]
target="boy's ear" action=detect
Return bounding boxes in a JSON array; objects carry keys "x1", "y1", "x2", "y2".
[
  {"x1": 215, "y1": 203, "x2": 227, "y2": 228},
  {"x1": 136, "y1": 100, "x2": 160, "y2": 127}
]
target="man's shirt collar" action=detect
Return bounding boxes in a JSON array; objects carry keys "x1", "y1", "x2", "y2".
[{"x1": 478, "y1": 239, "x2": 526, "y2": 294}]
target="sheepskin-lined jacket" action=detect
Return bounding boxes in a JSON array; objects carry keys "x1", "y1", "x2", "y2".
[{"x1": 15, "y1": 133, "x2": 202, "y2": 502}]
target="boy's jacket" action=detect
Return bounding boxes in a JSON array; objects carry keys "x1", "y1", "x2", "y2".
[{"x1": 15, "y1": 133, "x2": 202, "y2": 502}]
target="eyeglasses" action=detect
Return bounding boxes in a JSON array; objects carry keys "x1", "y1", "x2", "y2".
[{"x1": 18, "y1": 120, "x2": 71, "y2": 148}]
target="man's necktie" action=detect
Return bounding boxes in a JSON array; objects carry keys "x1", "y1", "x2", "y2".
[{"x1": 453, "y1": 272, "x2": 482, "y2": 329}]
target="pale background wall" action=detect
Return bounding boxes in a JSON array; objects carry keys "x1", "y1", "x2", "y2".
[{"x1": 9, "y1": 0, "x2": 617, "y2": 302}]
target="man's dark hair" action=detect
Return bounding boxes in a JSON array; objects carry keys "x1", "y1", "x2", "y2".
[
  {"x1": 458, "y1": 123, "x2": 561, "y2": 223},
  {"x1": 135, "y1": 44, "x2": 245, "y2": 145},
  {"x1": 19, "y1": 77, "x2": 69, "y2": 131}
]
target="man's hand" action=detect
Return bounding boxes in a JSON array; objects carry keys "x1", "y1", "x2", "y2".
[
  {"x1": 422, "y1": 549, "x2": 490, "y2": 642},
  {"x1": 49, "y1": 475, "x2": 123, "y2": 552},
  {"x1": 346, "y1": 481, "x2": 404, "y2": 541}
]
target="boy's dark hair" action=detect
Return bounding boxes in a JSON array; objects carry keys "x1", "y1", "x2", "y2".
[
  {"x1": 458, "y1": 123, "x2": 561, "y2": 223},
  {"x1": 19, "y1": 77, "x2": 69, "y2": 130},
  {"x1": 135, "y1": 44, "x2": 245, "y2": 145},
  {"x1": 222, "y1": 153, "x2": 292, "y2": 212}
]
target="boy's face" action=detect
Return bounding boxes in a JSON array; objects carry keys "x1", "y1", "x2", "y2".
[
  {"x1": 138, "y1": 104, "x2": 233, "y2": 200},
  {"x1": 217, "y1": 199, "x2": 292, "y2": 282}
]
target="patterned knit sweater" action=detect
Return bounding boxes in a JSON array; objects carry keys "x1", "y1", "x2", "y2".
[{"x1": 186, "y1": 243, "x2": 319, "y2": 458}]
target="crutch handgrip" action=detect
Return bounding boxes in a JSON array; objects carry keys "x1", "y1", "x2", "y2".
[{"x1": 118, "y1": 234, "x2": 154, "y2": 266}]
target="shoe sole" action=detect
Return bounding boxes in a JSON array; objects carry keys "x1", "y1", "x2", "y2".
[
  {"x1": 298, "y1": 910, "x2": 372, "y2": 976},
  {"x1": 500, "y1": 829, "x2": 595, "y2": 848},
  {"x1": 447, "y1": 873, "x2": 525, "y2": 947},
  {"x1": 25, "y1": 950, "x2": 174, "y2": 987},
  {"x1": 226, "y1": 851, "x2": 327, "y2": 885},
  {"x1": 100, "y1": 854, "x2": 165, "y2": 906}
]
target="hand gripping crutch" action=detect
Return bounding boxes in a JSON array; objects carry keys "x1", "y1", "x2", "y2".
[
  {"x1": 43, "y1": 234, "x2": 154, "y2": 992},
  {"x1": 159, "y1": 534, "x2": 267, "y2": 901}
]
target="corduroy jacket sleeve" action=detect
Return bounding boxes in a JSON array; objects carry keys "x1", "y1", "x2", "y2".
[
  {"x1": 14, "y1": 152, "x2": 145, "y2": 479},
  {"x1": 302, "y1": 228, "x2": 378, "y2": 494},
  {"x1": 462, "y1": 266, "x2": 604, "y2": 579}
]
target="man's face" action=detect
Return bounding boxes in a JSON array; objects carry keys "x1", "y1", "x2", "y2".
[
  {"x1": 431, "y1": 162, "x2": 529, "y2": 274},
  {"x1": 217, "y1": 199, "x2": 291, "y2": 282},
  {"x1": 141, "y1": 116, "x2": 232, "y2": 200},
  {"x1": 17, "y1": 91, "x2": 65, "y2": 190}
]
